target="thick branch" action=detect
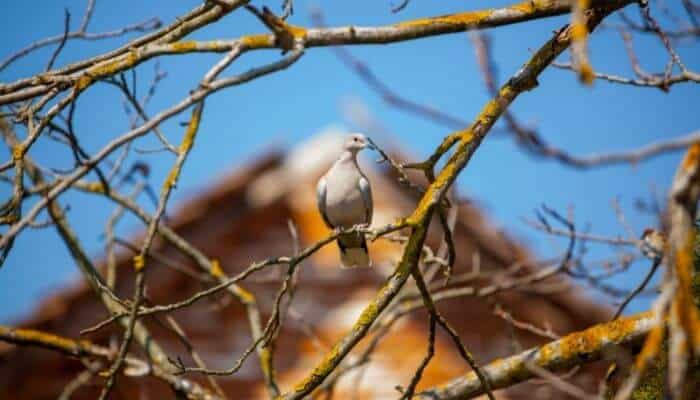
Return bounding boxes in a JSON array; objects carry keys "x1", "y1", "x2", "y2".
[
  {"x1": 421, "y1": 312, "x2": 654, "y2": 399},
  {"x1": 0, "y1": 0, "x2": 628, "y2": 106}
]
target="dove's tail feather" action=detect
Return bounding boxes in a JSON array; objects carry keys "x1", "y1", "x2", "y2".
[
  {"x1": 337, "y1": 234, "x2": 371, "y2": 268},
  {"x1": 340, "y1": 247, "x2": 371, "y2": 268}
]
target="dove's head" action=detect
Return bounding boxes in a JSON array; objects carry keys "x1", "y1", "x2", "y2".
[{"x1": 343, "y1": 133, "x2": 374, "y2": 153}]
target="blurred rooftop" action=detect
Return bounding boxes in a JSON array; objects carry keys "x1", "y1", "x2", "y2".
[{"x1": 0, "y1": 131, "x2": 612, "y2": 399}]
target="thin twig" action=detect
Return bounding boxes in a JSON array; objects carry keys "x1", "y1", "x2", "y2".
[
  {"x1": 612, "y1": 259, "x2": 662, "y2": 320},
  {"x1": 45, "y1": 9, "x2": 71, "y2": 72}
]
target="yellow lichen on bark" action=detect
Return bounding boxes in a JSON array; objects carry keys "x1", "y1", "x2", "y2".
[
  {"x1": 210, "y1": 259, "x2": 225, "y2": 278},
  {"x1": 511, "y1": 0, "x2": 552, "y2": 14},
  {"x1": 12, "y1": 144, "x2": 23, "y2": 160},
  {"x1": 133, "y1": 254, "x2": 146, "y2": 272},
  {"x1": 571, "y1": 0, "x2": 594, "y2": 84},
  {"x1": 681, "y1": 142, "x2": 700, "y2": 171},
  {"x1": 240, "y1": 34, "x2": 275, "y2": 49},
  {"x1": 0, "y1": 325, "x2": 92, "y2": 356},
  {"x1": 286, "y1": 25, "x2": 307, "y2": 41},
  {"x1": 85, "y1": 181, "x2": 105, "y2": 193},
  {"x1": 75, "y1": 75, "x2": 93, "y2": 91},
  {"x1": 673, "y1": 231, "x2": 700, "y2": 351},
  {"x1": 259, "y1": 346, "x2": 276, "y2": 381},
  {"x1": 170, "y1": 41, "x2": 199, "y2": 53},
  {"x1": 291, "y1": 346, "x2": 341, "y2": 394},
  {"x1": 571, "y1": 12, "x2": 589, "y2": 40},
  {"x1": 557, "y1": 315, "x2": 643, "y2": 360},
  {"x1": 163, "y1": 168, "x2": 179, "y2": 191},
  {"x1": 396, "y1": 10, "x2": 493, "y2": 30},
  {"x1": 179, "y1": 106, "x2": 201, "y2": 154},
  {"x1": 231, "y1": 285, "x2": 255, "y2": 304}
]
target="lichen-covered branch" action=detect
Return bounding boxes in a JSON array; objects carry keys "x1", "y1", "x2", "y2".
[
  {"x1": 421, "y1": 312, "x2": 654, "y2": 399},
  {"x1": 0, "y1": 324, "x2": 219, "y2": 400},
  {"x1": 0, "y1": 45, "x2": 304, "y2": 254},
  {"x1": 666, "y1": 142, "x2": 700, "y2": 396},
  {"x1": 281, "y1": 222, "x2": 431, "y2": 399},
  {"x1": 278, "y1": 0, "x2": 635, "y2": 398},
  {"x1": 0, "y1": 0, "x2": 627, "y2": 106}
]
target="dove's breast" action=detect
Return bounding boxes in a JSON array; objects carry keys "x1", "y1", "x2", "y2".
[{"x1": 323, "y1": 163, "x2": 366, "y2": 228}]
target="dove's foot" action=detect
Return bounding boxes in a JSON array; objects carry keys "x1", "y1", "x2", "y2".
[{"x1": 351, "y1": 223, "x2": 370, "y2": 232}]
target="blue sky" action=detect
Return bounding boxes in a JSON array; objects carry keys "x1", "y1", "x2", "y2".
[{"x1": 0, "y1": 0, "x2": 698, "y2": 322}]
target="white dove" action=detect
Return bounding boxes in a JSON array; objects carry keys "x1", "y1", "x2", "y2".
[{"x1": 317, "y1": 133, "x2": 374, "y2": 268}]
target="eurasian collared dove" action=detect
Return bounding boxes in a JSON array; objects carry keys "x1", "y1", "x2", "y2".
[{"x1": 317, "y1": 133, "x2": 374, "y2": 268}]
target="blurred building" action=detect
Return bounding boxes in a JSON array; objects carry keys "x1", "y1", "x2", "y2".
[{"x1": 0, "y1": 131, "x2": 611, "y2": 399}]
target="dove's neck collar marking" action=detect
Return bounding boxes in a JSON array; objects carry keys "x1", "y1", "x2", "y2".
[{"x1": 337, "y1": 149, "x2": 360, "y2": 164}]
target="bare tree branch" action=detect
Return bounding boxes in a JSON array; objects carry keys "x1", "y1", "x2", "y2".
[{"x1": 422, "y1": 312, "x2": 654, "y2": 399}]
